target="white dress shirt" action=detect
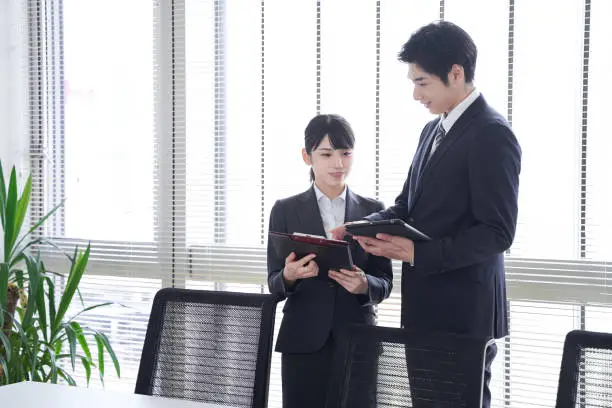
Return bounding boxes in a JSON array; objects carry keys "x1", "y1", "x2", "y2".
[
  {"x1": 313, "y1": 183, "x2": 347, "y2": 239},
  {"x1": 439, "y1": 88, "x2": 480, "y2": 133}
]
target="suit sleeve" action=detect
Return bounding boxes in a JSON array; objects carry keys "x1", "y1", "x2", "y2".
[
  {"x1": 413, "y1": 124, "x2": 521, "y2": 274},
  {"x1": 267, "y1": 200, "x2": 298, "y2": 298},
  {"x1": 357, "y1": 201, "x2": 394, "y2": 306}
]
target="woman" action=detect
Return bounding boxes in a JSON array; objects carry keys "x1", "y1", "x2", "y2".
[{"x1": 267, "y1": 114, "x2": 393, "y2": 408}]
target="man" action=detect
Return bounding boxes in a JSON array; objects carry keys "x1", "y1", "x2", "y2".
[{"x1": 332, "y1": 21, "x2": 521, "y2": 407}]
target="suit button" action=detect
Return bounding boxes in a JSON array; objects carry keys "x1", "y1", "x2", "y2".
[
  {"x1": 328, "y1": 282, "x2": 335, "y2": 288},
  {"x1": 408, "y1": 217, "x2": 415, "y2": 223}
]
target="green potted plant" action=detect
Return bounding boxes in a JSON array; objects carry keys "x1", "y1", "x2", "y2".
[{"x1": 0, "y1": 160, "x2": 120, "y2": 386}]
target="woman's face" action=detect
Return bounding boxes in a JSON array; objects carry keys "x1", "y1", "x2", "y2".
[{"x1": 303, "y1": 135, "x2": 353, "y2": 190}]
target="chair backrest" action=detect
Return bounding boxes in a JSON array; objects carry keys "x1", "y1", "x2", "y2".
[
  {"x1": 135, "y1": 288, "x2": 279, "y2": 408},
  {"x1": 326, "y1": 324, "x2": 493, "y2": 408},
  {"x1": 555, "y1": 329, "x2": 612, "y2": 408}
]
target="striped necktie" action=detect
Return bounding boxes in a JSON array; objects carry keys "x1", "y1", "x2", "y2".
[{"x1": 428, "y1": 122, "x2": 447, "y2": 160}]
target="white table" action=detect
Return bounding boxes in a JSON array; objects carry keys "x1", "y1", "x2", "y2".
[{"x1": 0, "y1": 381, "x2": 239, "y2": 408}]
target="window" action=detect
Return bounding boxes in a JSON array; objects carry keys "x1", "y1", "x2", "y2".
[{"x1": 4, "y1": 0, "x2": 610, "y2": 406}]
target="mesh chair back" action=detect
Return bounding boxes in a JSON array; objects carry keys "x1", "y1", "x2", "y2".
[
  {"x1": 135, "y1": 288, "x2": 279, "y2": 408},
  {"x1": 326, "y1": 324, "x2": 493, "y2": 408},
  {"x1": 556, "y1": 329, "x2": 612, "y2": 408}
]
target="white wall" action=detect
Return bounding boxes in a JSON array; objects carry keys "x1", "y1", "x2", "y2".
[{"x1": 0, "y1": 0, "x2": 28, "y2": 176}]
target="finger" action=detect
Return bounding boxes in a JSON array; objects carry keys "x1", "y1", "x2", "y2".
[
  {"x1": 298, "y1": 263, "x2": 318, "y2": 278},
  {"x1": 330, "y1": 225, "x2": 346, "y2": 240},
  {"x1": 285, "y1": 252, "x2": 296, "y2": 265},
  {"x1": 355, "y1": 239, "x2": 372, "y2": 252},
  {"x1": 296, "y1": 253, "x2": 317, "y2": 267},
  {"x1": 329, "y1": 273, "x2": 349, "y2": 287},
  {"x1": 375, "y1": 233, "x2": 393, "y2": 241},
  {"x1": 328, "y1": 270, "x2": 344, "y2": 281},
  {"x1": 337, "y1": 268, "x2": 359, "y2": 277}
]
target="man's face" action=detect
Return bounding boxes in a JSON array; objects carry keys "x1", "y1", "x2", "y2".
[{"x1": 408, "y1": 63, "x2": 461, "y2": 115}]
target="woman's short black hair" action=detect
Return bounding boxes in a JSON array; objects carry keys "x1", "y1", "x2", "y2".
[{"x1": 304, "y1": 114, "x2": 355, "y2": 181}]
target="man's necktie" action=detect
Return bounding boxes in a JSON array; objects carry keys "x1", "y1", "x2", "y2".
[{"x1": 427, "y1": 122, "x2": 447, "y2": 160}]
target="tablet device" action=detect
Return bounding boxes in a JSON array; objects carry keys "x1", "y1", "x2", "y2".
[
  {"x1": 345, "y1": 219, "x2": 431, "y2": 241},
  {"x1": 268, "y1": 232, "x2": 354, "y2": 277}
]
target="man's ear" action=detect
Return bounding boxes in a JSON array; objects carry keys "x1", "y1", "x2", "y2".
[
  {"x1": 302, "y1": 148, "x2": 311, "y2": 165},
  {"x1": 448, "y1": 64, "x2": 465, "y2": 86}
]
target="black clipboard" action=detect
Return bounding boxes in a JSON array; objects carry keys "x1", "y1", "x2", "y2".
[
  {"x1": 268, "y1": 231, "x2": 354, "y2": 276},
  {"x1": 345, "y1": 219, "x2": 431, "y2": 241}
]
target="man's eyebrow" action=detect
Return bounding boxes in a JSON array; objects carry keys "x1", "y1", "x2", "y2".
[{"x1": 413, "y1": 76, "x2": 427, "y2": 82}]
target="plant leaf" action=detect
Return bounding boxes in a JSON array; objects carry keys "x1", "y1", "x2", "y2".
[
  {"x1": 43, "y1": 343, "x2": 58, "y2": 383},
  {"x1": 70, "y1": 321, "x2": 92, "y2": 362},
  {"x1": 69, "y1": 302, "x2": 113, "y2": 322},
  {"x1": 52, "y1": 245, "x2": 90, "y2": 335},
  {"x1": 0, "y1": 160, "x2": 7, "y2": 230},
  {"x1": 45, "y1": 273, "x2": 57, "y2": 328},
  {"x1": 9, "y1": 198, "x2": 66, "y2": 264},
  {"x1": 96, "y1": 331, "x2": 120, "y2": 378},
  {"x1": 81, "y1": 357, "x2": 92, "y2": 387},
  {"x1": 4, "y1": 168, "x2": 18, "y2": 263},
  {"x1": 9, "y1": 174, "x2": 32, "y2": 261},
  {"x1": 14, "y1": 268, "x2": 24, "y2": 288},
  {"x1": 65, "y1": 325, "x2": 77, "y2": 371},
  {"x1": 10, "y1": 237, "x2": 73, "y2": 271},
  {"x1": 36, "y1": 276, "x2": 50, "y2": 343},
  {"x1": 95, "y1": 334, "x2": 105, "y2": 387},
  {"x1": 22, "y1": 255, "x2": 42, "y2": 326},
  {"x1": 0, "y1": 263, "x2": 8, "y2": 319},
  {"x1": 56, "y1": 366, "x2": 76, "y2": 386},
  {"x1": 0, "y1": 329, "x2": 11, "y2": 361},
  {"x1": 0, "y1": 354, "x2": 9, "y2": 385}
]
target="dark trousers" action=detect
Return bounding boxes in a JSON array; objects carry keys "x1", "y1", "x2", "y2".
[
  {"x1": 406, "y1": 342, "x2": 497, "y2": 408},
  {"x1": 281, "y1": 335, "x2": 335, "y2": 408},
  {"x1": 281, "y1": 332, "x2": 378, "y2": 408}
]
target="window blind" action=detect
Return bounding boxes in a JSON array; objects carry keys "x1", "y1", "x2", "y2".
[{"x1": 3, "y1": 0, "x2": 610, "y2": 407}]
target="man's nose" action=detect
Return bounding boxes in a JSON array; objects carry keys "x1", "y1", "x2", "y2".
[{"x1": 413, "y1": 86, "x2": 421, "y2": 101}]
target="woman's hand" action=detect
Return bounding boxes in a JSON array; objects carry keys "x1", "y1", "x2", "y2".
[
  {"x1": 283, "y1": 252, "x2": 319, "y2": 286},
  {"x1": 329, "y1": 266, "x2": 369, "y2": 295}
]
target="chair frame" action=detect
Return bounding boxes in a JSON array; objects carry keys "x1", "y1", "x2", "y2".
[
  {"x1": 555, "y1": 329, "x2": 612, "y2": 408},
  {"x1": 135, "y1": 288, "x2": 280, "y2": 408},
  {"x1": 326, "y1": 323, "x2": 494, "y2": 408}
]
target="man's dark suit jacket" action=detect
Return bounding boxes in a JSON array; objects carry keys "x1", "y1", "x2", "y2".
[
  {"x1": 367, "y1": 94, "x2": 521, "y2": 339},
  {"x1": 267, "y1": 187, "x2": 393, "y2": 354}
]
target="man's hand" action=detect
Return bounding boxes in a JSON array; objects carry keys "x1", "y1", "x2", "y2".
[
  {"x1": 353, "y1": 233, "x2": 414, "y2": 263},
  {"x1": 329, "y1": 266, "x2": 369, "y2": 295},
  {"x1": 329, "y1": 225, "x2": 347, "y2": 241},
  {"x1": 283, "y1": 252, "x2": 319, "y2": 286}
]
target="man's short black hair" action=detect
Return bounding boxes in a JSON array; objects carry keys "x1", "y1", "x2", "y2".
[{"x1": 398, "y1": 21, "x2": 477, "y2": 86}]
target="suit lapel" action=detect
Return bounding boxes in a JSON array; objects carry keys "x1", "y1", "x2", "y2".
[
  {"x1": 403, "y1": 120, "x2": 439, "y2": 211},
  {"x1": 295, "y1": 187, "x2": 327, "y2": 237},
  {"x1": 344, "y1": 187, "x2": 361, "y2": 223},
  {"x1": 408, "y1": 95, "x2": 486, "y2": 213}
]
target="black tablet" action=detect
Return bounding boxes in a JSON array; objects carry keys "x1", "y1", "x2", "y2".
[
  {"x1": 345, "y1": 219, "x2": 431, "y2": 241},
  {"x1": 268, "y1": 232, "x2": 354, "y2": 276}
]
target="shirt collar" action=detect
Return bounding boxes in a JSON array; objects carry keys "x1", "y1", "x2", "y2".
[
  {"x1": 440, "y1": 88, "x2": 480, "y2": 133},
  {"x1": 313, "y1": 183, "x2": 347, "y2": 202}
]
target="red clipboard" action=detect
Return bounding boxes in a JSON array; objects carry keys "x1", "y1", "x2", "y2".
[{"x1": 268, "y1": 231, "x2": 354, "y2": 275}]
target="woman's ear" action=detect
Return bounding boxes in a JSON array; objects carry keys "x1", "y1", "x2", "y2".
[{"x1": 302, "y1": 148, "x2": 311, "y2": 165}]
